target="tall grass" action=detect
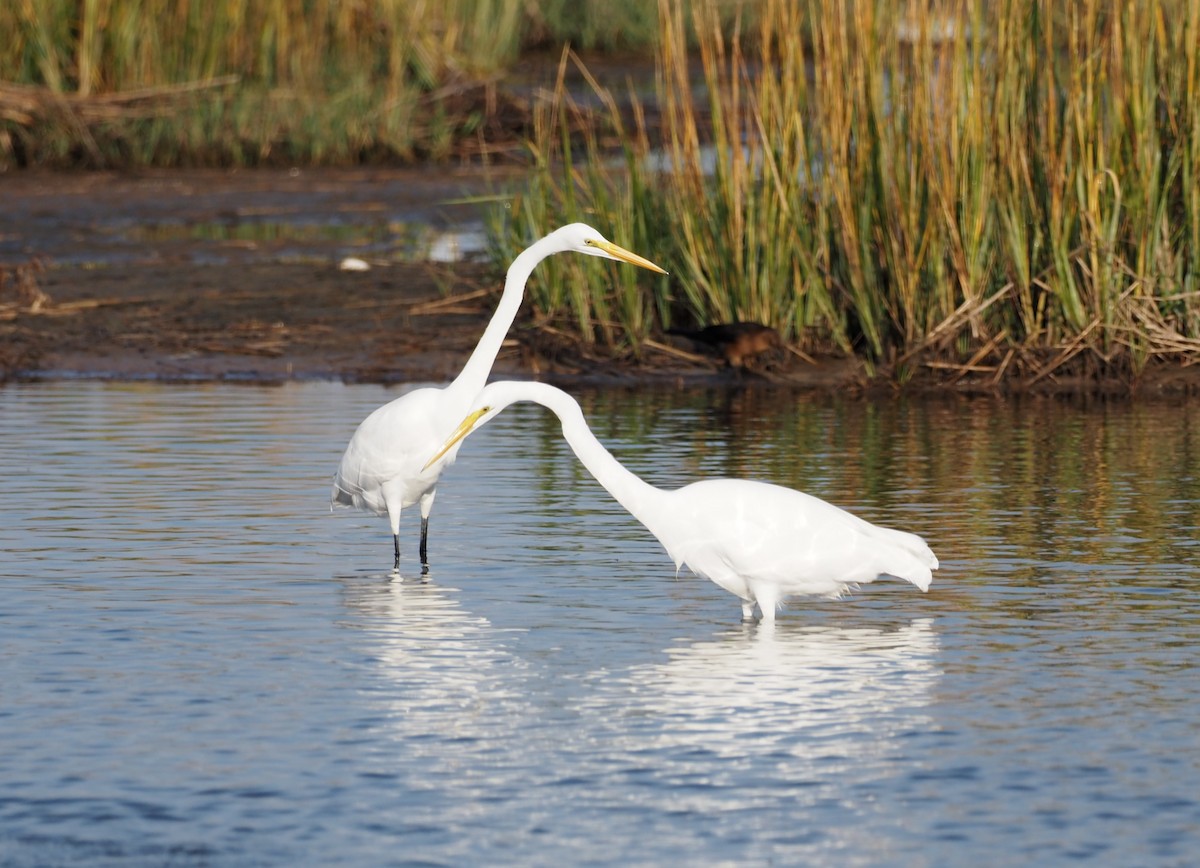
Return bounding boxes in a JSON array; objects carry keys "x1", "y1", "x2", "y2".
[
  {"x1": 522, "y1": 0, "x2": 661, "y2": 51},
  {"x1": 499, "y1": 0, "x2": 1200, "y2": 377},
  {"x1": 0, "y1": 0, "x2": 757, "y2": 168},
  {"x1": 0, "y1": 0, "x2": 693, "y2": 168},
  {"x1": 486, "y1": 52, "x2": 673, "y2": 350},
  {"x1": 1, "y1": 0, "x2": 529, "y2": 166}
]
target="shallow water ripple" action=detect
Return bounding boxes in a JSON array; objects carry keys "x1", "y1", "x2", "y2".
[{"x1": 2, "y1": 382, "x2": 1198, "y2": 865}]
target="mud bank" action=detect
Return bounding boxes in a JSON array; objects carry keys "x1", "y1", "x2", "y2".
[
  {"x1": 0, "y1": 168, "x2": 860, "y2": 389},
  {"x1": 3, "y1": 169, "x2": 1198, "y2": 395},
  {"x1": 0, "y1": 257, "x2": 865, "y2": 389}
]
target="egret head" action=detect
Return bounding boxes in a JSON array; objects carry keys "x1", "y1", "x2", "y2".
[
  {"x1": 423, "y1": 404, "x2": 498, "y2": 470},
  {"x1": 423, "y1": 381, "x2": 577, "y2": 471},
  {"x1": 551, "y1": 223, "x2": 668, "y2": 274}
]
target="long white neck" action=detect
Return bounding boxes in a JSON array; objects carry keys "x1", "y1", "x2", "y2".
[
  {"x1": 499, "y1": 383, "x2": 668, "y2": 533},
  {"x1": 447, "y1": 241, "x2": 550, "y2": 398}
]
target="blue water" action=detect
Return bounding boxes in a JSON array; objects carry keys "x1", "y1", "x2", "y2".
[{"x1": 2, "y1": 382, "x2": 1198, "y2": 865}]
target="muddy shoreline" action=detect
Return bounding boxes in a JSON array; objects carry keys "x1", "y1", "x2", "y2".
[
  {"x1": 3, "y1": 168, "x2": 1199, "y2": 395},
  {"x1": 1, "y1": 256, "x2": 869, "y2": 390},
  {"x1": 0, "y1": 167, "x2": 863, "y2": 390}
]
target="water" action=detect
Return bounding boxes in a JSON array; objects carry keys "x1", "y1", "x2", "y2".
[
  {"x1": 2, "y1": 382, "x2": 1198, "y2": 866},
  {"x1": 0, "y1": 169, "x2": 495, "y2": 269}
]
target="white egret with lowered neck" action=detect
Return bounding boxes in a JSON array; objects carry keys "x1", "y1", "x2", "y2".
[
  {"x1": 426, "y1": 381, "x2": 937, "y2": 623},
  {"x1": 331, "y1": 225, "x2": 667, "y2": 570}
]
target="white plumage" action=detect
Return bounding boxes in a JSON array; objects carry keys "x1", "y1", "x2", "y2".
[
  {"x1": 331, "y1": 224, "x2": 666, "y2": 568},
  {"x1": 428, "y1": 381, "x2": 937, "y2": 622}
]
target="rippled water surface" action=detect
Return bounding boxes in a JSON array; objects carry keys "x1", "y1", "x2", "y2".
[{"x1": 2, "y1": 382, "x2": 1198, "y2": 866}]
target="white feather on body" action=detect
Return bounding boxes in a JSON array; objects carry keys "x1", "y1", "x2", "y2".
[
  {"x1": 331, "y1": 387, "x2": 467, "y2": 526},
  {"x1": 447, "y1": 381, "x2": 939, "y2": 624}
]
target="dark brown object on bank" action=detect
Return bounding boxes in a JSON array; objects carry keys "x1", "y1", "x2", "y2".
[{"x1": 667, "y1": 322, "x2": 784, "y2": 369}]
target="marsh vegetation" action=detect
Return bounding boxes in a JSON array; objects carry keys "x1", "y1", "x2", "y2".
[{"x1": 4, "y1": 0, "x2": 1198, "y2": 385}]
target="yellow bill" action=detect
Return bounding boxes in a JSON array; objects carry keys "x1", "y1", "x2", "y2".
[
  {"x1": 587, "y1": 239, "x2": 669, "y2": 275},
  {"x1": 423, "y1": 406, "x2": 492, "y2": 471}
]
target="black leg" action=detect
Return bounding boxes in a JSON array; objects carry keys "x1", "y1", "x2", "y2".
[
  {"x1": 393, "y1": 533, "x2": 401, "y2": 570},
  {"x1": 419, "y1": 516, "x2": 429, "y2": 565}
]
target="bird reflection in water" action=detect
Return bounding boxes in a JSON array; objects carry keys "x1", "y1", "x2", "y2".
[
  {"x1": 578, "y1": 619, "x2": 941, "y2": 762},
  {"x1": 336, "y1": 572, "x2": 523, "y2": 707}
]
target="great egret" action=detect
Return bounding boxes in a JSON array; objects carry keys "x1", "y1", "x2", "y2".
[
  {"x1": 331, "y1": 224, "x2": 667, "y2": 569},
  {"x1": 425, "y1": 381, "x2": 937, "y2": 623}
]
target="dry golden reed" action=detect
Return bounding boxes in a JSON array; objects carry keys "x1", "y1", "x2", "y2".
[{"x1": 500, "y1": 0, "x2": 1200, "y2": 380}]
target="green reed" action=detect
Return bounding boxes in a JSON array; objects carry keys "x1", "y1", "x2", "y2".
[
  {"x1": 1, "y1": 0, "x2": 522, "y2": 165},
  {"x1": 0, "y1": 0, "x2": 677, "y2": 168},
  {"x1": 485, "y1": 52, "x2": 673, "y2": 350},
  {"x1": 0, "y1": 0, "x2": 754, "y2": 169},
  {"x1": 499, "y1": 0, "x2": 1200, "y2": 374}
]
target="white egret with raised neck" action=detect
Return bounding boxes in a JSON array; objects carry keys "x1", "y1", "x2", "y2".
[{"x1": 331, "y1": 225, "x2": 667, "y2": 569}]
